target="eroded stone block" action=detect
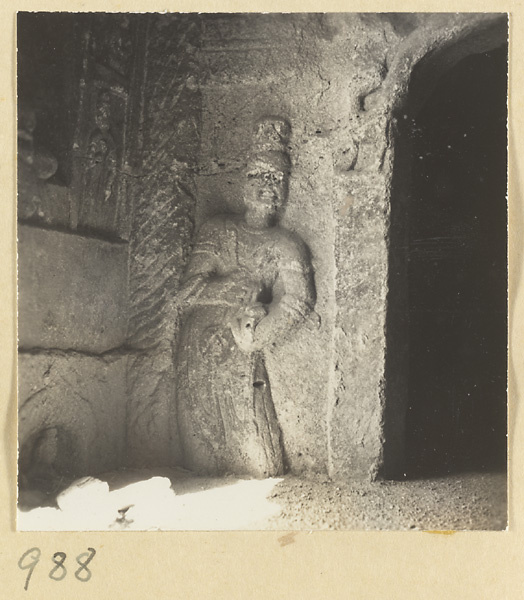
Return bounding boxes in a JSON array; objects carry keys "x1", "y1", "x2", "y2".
[
  {"x1": 126, "y1": 348, "x2": 179, "y2": 468},
  {"x1": 18, "y1": 353, "x2": 127, "y2": 484},
  {"x1": 18, "y1": 225, "x2": 128, "y2": 353}
]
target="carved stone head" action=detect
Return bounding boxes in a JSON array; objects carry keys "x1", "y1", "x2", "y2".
[{"x1": 244, "y1": 116, "x2": 291, "y2": 227}]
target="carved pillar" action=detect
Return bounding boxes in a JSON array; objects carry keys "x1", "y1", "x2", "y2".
[
  {"x1": 328, "y1": 12, "x2": 508, "y2": 480},
  {"x1": 125, "y1": 14, "x2": 202, "y2": 467},
  {"x1": 330, "y1": 109, "x2": 395, "y2": 480}
]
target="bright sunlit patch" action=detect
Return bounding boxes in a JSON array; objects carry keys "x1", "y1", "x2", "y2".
[{"x1": 17, "y1": 476, "x2": 283, "y2": 531}]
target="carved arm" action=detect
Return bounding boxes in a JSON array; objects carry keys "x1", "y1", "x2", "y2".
[{"x1": 176, "y1": 220, "x2": 259, "y2": 310}]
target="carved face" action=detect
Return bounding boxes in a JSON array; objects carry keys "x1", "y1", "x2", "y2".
[{"x1": 244, "y1": 163, "x2": 289, "y2": 226}]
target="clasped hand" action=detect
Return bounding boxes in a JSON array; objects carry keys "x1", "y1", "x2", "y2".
[
  {"x1": 230, "y1": 301, "x2": 269, "y2": 353},
  {"x1": 230, "y1": 278, "x2": 268, "y2": 352}
]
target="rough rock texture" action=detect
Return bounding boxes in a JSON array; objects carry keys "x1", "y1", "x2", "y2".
[
  {"x1": 125, "y1": 349, "x2": 180, "y2": 467},
  {"x1": 17, "y1": 13, "x2": 507, "y2": 487},
  {"x1": 194, "y1": 12, "x2": 507, "y2": 480},
  {"x1": 18, "y1": 352, "x2": 127, "y2": 486},
  {"x1": 360, "y1": 13, "x2": 508, "y2": 478},
  {"x1": 197, "y1": 14, "x2": 340, "y2": 475},
  {"x1": 125, "y1": 14, "x2": 201, "y2": 466},
  {"x1": 18, "y1": 225, "x2": 128, "y2": 353},
  {"x1": 196, "y1": 13, "x2": 396, "y2": 477},
  {"x1": 17, "y1": 14, "x2": 138, "y2": 485},
  {"x1": 267, "y1": 471, "x2": 507, "y2": 530},
  {"x1": 174, "y1": 115, "x2": 316, "y2": 477},
  {"x1": 68, "y1": 14, "x2": 139, "y2": 240}
]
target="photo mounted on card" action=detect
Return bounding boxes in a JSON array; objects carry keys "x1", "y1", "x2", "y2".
[{"x1": 16, "y1": 12, "x2": 509, "y2": 531}]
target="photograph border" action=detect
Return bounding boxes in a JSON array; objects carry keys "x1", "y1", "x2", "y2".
[{"x1": 2, "y1": 1, "x2": 523, "y2": 598}]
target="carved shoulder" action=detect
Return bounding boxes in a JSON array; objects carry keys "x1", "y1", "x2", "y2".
[
  {"x1": 270, "y1": 226, "x2": 315, "y2": 312},
  {"x1": 192, "y1": 214, "x2": 237, "y2": 251},
  {"x1": 272, "y1": 227, "x2": 311, "y2": 270},
  {"x1": 195, "y1": 214, "x2": 228, "y2": 239}
]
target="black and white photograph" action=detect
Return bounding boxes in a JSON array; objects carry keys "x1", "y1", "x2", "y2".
[{"x1": 16, "y1": 12, "x2": 508, "y2": 531}]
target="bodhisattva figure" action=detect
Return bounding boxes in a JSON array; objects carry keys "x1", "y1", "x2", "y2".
[
  {"x1": 80, "y1": 91, "x2": 117, "y2": 227},
  {"x1": 175, "y1": 117, "x2": 314, "y2": 477}
]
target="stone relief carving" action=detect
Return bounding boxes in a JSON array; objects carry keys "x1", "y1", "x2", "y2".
[
  {"x1": 175, "y1": 117, "x2": 315, "y2": 477},
  {"x1": 88, "y1": 91, "x2": 117, "y2": 202},
  {"x1": 78, "y1": 90, "x2": 118, "y2": 227},
  {"x1": 70, "y1": 16, "x2": 138, "y2": 238}
]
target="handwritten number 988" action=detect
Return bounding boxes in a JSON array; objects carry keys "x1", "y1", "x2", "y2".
[{"x1": 18, "y1": 547, "x2": 96, "y2": 590}]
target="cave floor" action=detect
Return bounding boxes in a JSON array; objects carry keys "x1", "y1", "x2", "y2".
[{"x1": 17, "y1": 467, "x2": 507, "y2": 531}]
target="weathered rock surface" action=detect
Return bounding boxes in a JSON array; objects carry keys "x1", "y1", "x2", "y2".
[
  {"x1": 124, "y1": 15, "x2": 202, "y2": 467},
  {"x1": 18, "y1": 352, "x2": 127, "y2": 485},
  {"x1": 17, "y1": 13, "x2": 507, "y2": 486},
  {"x1": 18, "y1": 225, "x2": 128, "y2": 353},
  {"x1": 196, "y1": 13, "x2": 395, "y2": 477},
  {"x1": 126, "y1": 347, "x2": 180, "y2": 467},
  {"x1": 192, "y1": 12, "x2": 507, "y2": 479}
]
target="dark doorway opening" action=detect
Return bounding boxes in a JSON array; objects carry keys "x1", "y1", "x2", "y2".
[{"x1": 403, "y1": 45, "x2": 508, "y2": 476}]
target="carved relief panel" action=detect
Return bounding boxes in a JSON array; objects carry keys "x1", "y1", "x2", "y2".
[
  {"x1": 70, "y1": 15, "x2": 139, "y2": 240},
  {"x1": 17, "y1": 14, "x2": 141, "y2": 239}
]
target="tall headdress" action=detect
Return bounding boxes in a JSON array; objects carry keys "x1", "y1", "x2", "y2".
[{"x1": 248, "y1": 116, "x2": 291, "y2": 175}]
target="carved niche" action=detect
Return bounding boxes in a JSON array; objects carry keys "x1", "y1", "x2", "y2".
[{"x1": 175, "y1": 116, "x2": 315, "y2": 477}]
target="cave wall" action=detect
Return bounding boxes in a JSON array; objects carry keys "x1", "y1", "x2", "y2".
[
  {"x1": 17, "y1": 13, "x2": 203, "y2": 479},
  {"x1": 194, "y1": 13, "x2": 507, "y2": 479},
  {"x1": 18, "y1": 12, "x2": 507, "y2": 484},
  {"x1": 17, "y1": 14, "x2": 140, "y2": 481},
  {"x1": 193, "y1": 12, "x2": 408, "y2": 478}
]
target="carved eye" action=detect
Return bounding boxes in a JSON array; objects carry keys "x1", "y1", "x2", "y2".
[
  {"x1": 265, "y1": 172, "x2": 280, "y2": 184},
  {"x1": 269, "y1": 172, "x2": 284, "y2": 184}
]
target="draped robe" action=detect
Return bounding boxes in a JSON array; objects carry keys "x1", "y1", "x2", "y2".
[{"x1": 176, "y1": 215, "x2": 313, "y2": 477}]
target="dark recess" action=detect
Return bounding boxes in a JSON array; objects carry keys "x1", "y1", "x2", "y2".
[
  {"x1": 17, "y1": 12, "x2": 84, "y2": 186},
  {"x1": 405, "y1": 45, "x2": 508, "y2": 476}
]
